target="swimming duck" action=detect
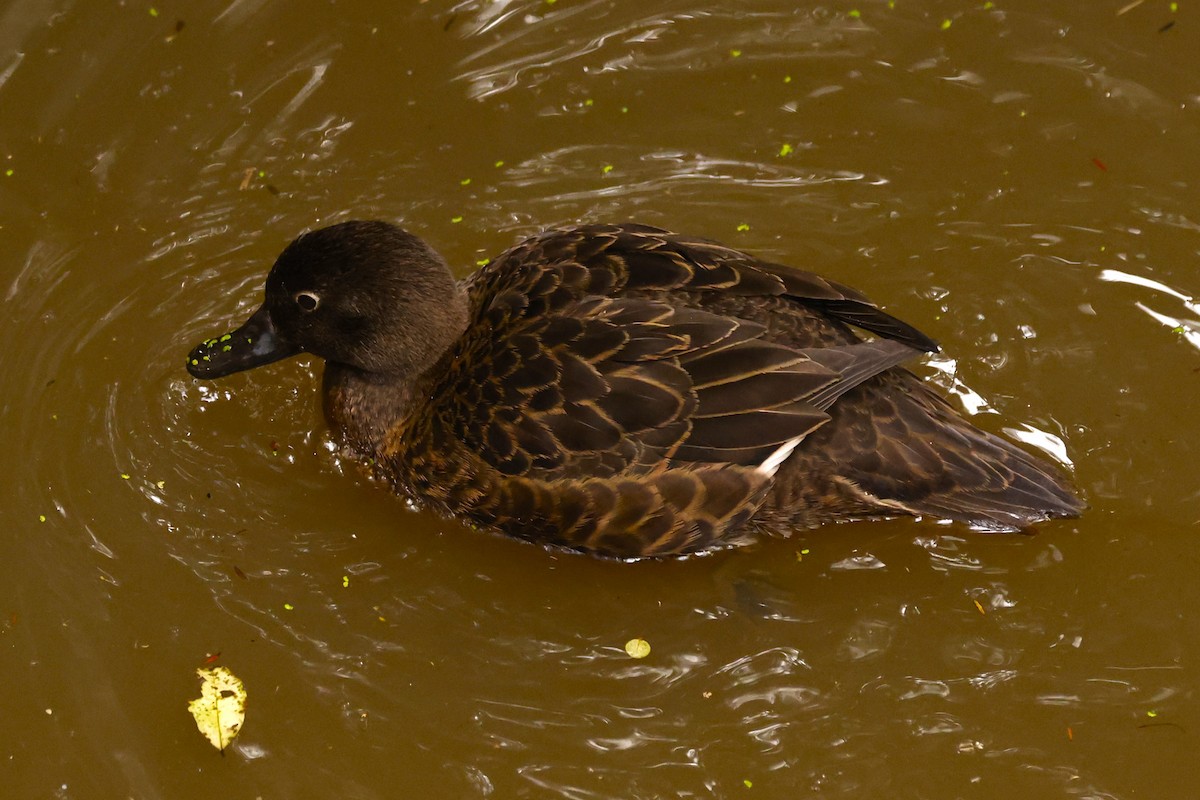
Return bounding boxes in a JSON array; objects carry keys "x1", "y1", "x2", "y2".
[{"x1": 187, "y1": 221, "x2": 1082, "y2": 558}]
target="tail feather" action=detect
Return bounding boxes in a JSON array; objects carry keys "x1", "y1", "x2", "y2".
[
  {"x1": 804, "y1": 370, "x2": 1084, "y2": 530},
  {"x1": 896, "y1": 430, "x2": 1084, "y2": 531}
]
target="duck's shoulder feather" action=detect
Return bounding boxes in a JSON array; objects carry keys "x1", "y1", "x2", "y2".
[{"x1": 380, "y1": 224, "x2": 934, "y2": 556}]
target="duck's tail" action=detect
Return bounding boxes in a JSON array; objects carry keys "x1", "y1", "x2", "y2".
[
  {"x1": 882, "y1": 420, "x2": 1085, "y2": 532},
  {"x1": 814, "y1": 371, "x2": 1084, "y2": 531}
]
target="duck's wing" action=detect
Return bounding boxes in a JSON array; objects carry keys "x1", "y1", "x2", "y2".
[
  {"x1": 433, "y1": 223, "x2": 932, "y2": 477},
  {"x1": 531, "y1": 223, "x2": 940, "y2": 352},
  {"x1": 394, "y1": 224, "x2": 926, "y2": 556}
]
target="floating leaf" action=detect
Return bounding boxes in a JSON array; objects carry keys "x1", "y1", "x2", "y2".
[
  {"x1": 187, "y1": 666, "x2": 246, "y2": 752},
  {"x1": 624, "y1": 638, "x2": 651, "y2": 658}
]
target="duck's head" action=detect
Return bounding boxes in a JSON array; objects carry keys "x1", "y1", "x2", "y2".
[{"x1": 187, "y1": 220, "x2": 467, "y2": 381}]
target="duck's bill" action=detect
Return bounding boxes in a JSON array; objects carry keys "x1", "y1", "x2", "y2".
[{"x1": 186, "y1": 305, "x2": 300, "y2": 379}]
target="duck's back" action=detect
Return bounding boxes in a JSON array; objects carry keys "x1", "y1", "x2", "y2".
[{"x1": 383, "y1": 223, "x2": 1081, "y2": 556}]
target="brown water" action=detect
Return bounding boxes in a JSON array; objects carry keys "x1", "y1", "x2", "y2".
[{"x1": 3, "y1": 1, "x2": 1199, "y2": 797}]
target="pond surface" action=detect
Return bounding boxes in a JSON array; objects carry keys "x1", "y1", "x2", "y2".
[{"x1": 3, "y1": 1, "x2": 1200, "y2": 797}]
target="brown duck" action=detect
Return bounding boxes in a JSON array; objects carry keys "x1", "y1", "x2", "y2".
[{"x1": 187, "y1": 221, "x2": 1082, "y2": 558}]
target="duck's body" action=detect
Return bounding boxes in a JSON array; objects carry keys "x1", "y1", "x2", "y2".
[{"x1": 188, "y1": 221, "x2": 1082, "y2": 557}]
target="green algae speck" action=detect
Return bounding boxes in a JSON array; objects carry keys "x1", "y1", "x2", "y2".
[{"x1": 624, "y1": 638, "x2": 651, "y2": 658}]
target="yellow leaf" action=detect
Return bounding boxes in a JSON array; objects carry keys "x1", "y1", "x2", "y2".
[
  {"x1": 187, "y1": 666, "x2": 247, "y2": 751},
  {"x1": 624, "y1": 638, "x2": 651, "y2": 658}
]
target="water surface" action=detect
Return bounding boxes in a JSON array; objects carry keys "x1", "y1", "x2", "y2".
[{"x1": 3, "y1": 1, "x2": 1199, "y2": 797}]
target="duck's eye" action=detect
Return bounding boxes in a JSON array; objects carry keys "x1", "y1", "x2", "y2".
[{"x1": 295, "y1": 291, "x2": 320, "y2": 312}]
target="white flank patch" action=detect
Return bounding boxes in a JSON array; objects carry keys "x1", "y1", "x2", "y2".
[{"x1": 757, "y1": 435, "x2": 805, "y2": 477}]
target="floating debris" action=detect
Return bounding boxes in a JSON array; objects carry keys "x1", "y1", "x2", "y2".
[
  {"x1": 187, "y1": 666, "x2": 246, "y2": 752},
  {"x1": 624, "y1": 638, "x2": 651, "y2": 659}
]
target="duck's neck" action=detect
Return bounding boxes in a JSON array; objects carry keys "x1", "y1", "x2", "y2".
[
  {"x1": 322, "y1": 363, "x2": 414, "y2": 457},
  {"x1": 323, "y1": 283, "x2": 470, "y2": 457}
]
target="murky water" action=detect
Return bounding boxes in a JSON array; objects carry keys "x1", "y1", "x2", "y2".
[{"x1": 3, "y1": 1, "x2": 1200, "y2": 797}]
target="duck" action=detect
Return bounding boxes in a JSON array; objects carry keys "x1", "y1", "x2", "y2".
[{"x1": 186, "y1": 220, "x2": 1083, "y2": 558}]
